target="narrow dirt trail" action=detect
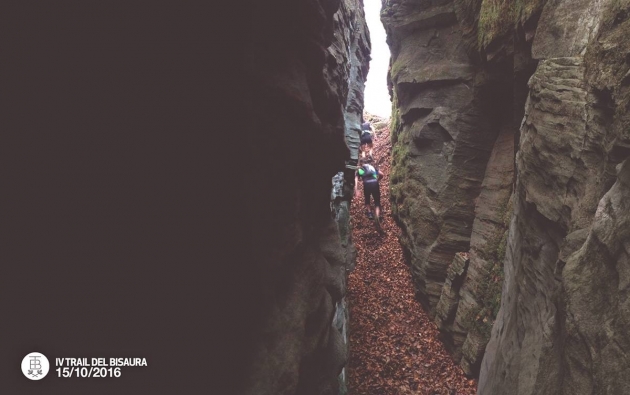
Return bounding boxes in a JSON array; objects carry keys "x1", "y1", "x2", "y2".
[{"x1": 347, "y1": 125, "x2": 477, "y2": 395}]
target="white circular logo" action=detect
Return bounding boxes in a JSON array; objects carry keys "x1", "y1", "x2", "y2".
[{"x1": 21, "y1": 352, "x2": 50, "y2": 380}]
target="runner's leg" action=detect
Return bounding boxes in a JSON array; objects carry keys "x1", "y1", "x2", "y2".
[
  {"x1": 373, "y1": 185, "x2": 381, "y2": 219},
  {"x1": 363, "y1": 184, "x2": 373, "y2": 217}
]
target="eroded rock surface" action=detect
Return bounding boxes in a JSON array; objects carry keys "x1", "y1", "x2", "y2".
[
  {"x1": 383, "y1": 0, "x2": 504, "y2": 316},
  {"x1": 382, "y1": 2, "x2": 517, "y2": 370},
  {"x1": 383, "y1": 0, "x2": 630, "y2": 390},
  {"x1": 480, "y1": 1, "x2": 630, "y2": 393}
]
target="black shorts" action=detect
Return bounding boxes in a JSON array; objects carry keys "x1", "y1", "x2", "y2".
[
  {"x1": 363, "y1": 182, "x2": 380, "y2": 207},
  {"x1": 360, "y1": 135, "x2": 372, "y2": 145}
]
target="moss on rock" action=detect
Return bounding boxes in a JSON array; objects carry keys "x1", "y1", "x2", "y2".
[{"x1": 477, "y1": 0, "x2": 546, "y2": 49}]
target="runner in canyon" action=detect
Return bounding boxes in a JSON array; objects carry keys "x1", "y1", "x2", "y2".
[
  {"x1": 354, "y1": 156, "x2": 383, "y2": 221},
  {"x1": 347, "y1": 116, "x2": 477, "y2": 395},
  {"x1": 360, "y1": 120, "x2": 375, "y2": 158}
]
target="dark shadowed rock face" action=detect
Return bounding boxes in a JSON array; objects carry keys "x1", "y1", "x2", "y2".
[
  {"x1": 238, "y1": 1, "x2": 369, "y2": 394},
  {"x1": 383, "y1": 0, "x2": 630, "y2": 390},
  {"x1": 338, "y1": 0, "x2": 371, "y2": 163}
]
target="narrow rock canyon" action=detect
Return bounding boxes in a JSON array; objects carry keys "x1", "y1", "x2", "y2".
[
  {"x1": 383, "y1": 0, "x2": 630, "y2": 393},
  {"x1": 8, "y1": 0, "x2": 629, "y2": 394},
  {"x1": 236, "y1": 0, "x2": 630, "y2": 393}
]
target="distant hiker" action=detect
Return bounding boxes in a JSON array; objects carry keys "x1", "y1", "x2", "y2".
[
  {"x1": 360, "y1": 121, "x2": 374, "y2": 158},
  {"x1": 355, "y1": 157, "x2": 384, "y2": 220}
]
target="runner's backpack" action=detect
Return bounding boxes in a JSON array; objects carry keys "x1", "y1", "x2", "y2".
[{"x1": 358, "y1": 164, "x2": 378, "y2": 183}]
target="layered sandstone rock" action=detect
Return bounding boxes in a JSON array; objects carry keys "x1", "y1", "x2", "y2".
[
  {"x1": 382, "y1": 0, "x2": 514, "y2": 321},
  {"x1": 435, "y1": 128, "x2": 515, "y2": 377},
  {"x1": 383, "y1": 0, "x2": 630, "y2": 389},
  {"x1": 479, "y1": 0, "x2": 630, "y2": 393},
  {"x1": 384, "y1": 0, "x2": 499, "y2": 315}
]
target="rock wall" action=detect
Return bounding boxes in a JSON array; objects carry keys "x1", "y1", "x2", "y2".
[
  {"x1": 382, "y1": 0, "x2": 516, "y2": 325},
  {"x1": 384, "y1": 0, "x2": 505, "y2": 316},
  {"x1": 340, "y1": 0, "x2": 372, "y2": 163},
  {"x1": 432, "y1": 0, "x2": 542, "y2": 375},
  {"x1": 3, "y1": 1, "x2": 369, "y2": 393},
  {"x1": 240, "y1": 1, "x2": 370, "y2": 394},
  {"x1": 383, "y1": 0, "x2": 630, "y2": 389},
  {"x1": 479, "y1": 0, "x2": 630, "y2": 393},
  {"x1": 434, "y1": 127, "x2": 515, "y2": 377},
  {"x1": 331, "y1": 2, "x2": 370, "y2": 393}
]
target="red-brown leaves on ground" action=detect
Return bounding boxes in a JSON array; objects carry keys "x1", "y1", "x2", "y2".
[{"x1": 347, "y1": 124, "x2": 477, "y2": 395}]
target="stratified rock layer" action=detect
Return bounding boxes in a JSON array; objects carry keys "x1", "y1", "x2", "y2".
[
  {"x1": 384, "y1": 0, "x2": 504, "y2": 315},
  {"x1": 480, "y1": 0, "x2": 630, "y2": 393},
  {"x1": 381, "y1": 0, "x2": 520, "y2": 376},
  {"x1": 383, "y1": 0, "x2": 630, "y2": 390}
]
